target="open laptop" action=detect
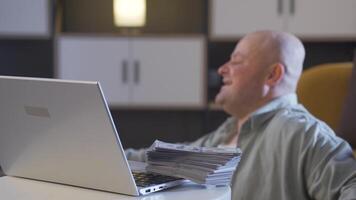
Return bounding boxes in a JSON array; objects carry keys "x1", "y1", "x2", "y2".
[{"x1": 0, "y1": 75, "x2": 184, "y2": 196}]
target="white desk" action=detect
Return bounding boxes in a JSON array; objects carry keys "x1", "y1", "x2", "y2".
[{"x1": 0, "y1": 176, "x2": 230, "y2": 200}]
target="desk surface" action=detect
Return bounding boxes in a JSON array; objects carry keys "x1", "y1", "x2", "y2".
[{"x1": 0, "y1": 176, "x2": 230, "y2": 200}]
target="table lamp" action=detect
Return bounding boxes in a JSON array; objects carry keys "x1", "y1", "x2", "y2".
[{"x1": 113, "y1": 0, "x2": 146, "y2": 27}]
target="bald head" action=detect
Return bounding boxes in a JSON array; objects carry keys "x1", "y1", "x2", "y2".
[
  {"x1": 216, "y1": 30, "x2": 305, "y2": 119},
  {"x1": 237, "y1": 30, "x2": 305, "y2": 93}
]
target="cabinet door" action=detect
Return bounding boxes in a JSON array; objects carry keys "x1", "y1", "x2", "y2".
[
  {"x1": 131, "y1": 37, "x2": 205, "y2": 107},
  {"x1": 0, "y1": 0, "x2": 50, "y2": 38},
  {"x1": 210, "y1": 0, "x2": 285, "y2": 39},
  {"x1": 288, "y1": 0, "x2": 356, "y2": 38},
  {"x1": 57, "y1": 36, "x2": 131, "y2": 105}
]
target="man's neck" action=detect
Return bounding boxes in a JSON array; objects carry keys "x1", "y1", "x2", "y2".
[{"x1": 223, "y1": 117, "x2": 248, "y2": 147}]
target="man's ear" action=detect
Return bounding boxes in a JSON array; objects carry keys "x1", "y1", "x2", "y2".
[{"x1": 266, "y1": 63, "x2": 284, "y2": 86}]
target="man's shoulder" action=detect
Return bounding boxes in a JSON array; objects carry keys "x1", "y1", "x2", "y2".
[
  {"x1": 274, "y1": 104, "x2": 317, "y2": 125},
  {"x1": 269, "y1": 104, "x2": 339, "y2": 144},
  {"x1": 270, "y1": 104, "x2": 334, "y2": 136}
]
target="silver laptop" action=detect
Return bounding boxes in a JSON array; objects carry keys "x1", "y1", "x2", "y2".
[{"x1": 0, "y1": 76, "x2": 184, "y2": 196}]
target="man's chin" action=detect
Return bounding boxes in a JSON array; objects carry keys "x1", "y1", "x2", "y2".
[
  {"x1": 215, "y1": 88, "x2": 228, "y2": 103},
  {"x1": 214, "y1": 94, "x2": 222, "y2": 104},
  {"x1": 214, "y1": 94, "x2": 226, "y2": 107},
  {"x1": 215, "y1": 94, "x2": 235, "y2": 115}
]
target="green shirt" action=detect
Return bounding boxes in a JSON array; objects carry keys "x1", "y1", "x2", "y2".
[
  {"x1": 232, "y1": 94, "x2": 356, "y2": 199},
  {"x1": 126, "y1": 94, "x2": 356, "y2": 199}
]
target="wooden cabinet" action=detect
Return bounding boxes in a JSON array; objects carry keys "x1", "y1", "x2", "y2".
[
  {"x1": 56, "y1": 35, "x2": 206, "y2": 108},
  {"x1": 210, "y1": 0, "x2": 285, "y2": 39},
  {"x1": 210, "y1": 0, "x2": 356, "y2": 40},
  {"x1": 287, "y1": 0, "x2": 356, "y2": 38},
  {"x1": 0, "y1": 0, "x2": 50, "y2": 38}
]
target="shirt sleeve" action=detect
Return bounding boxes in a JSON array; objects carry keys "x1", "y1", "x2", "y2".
[
  {"x1": 302, "y1": 122, "x2": 356, "y2": 200},
  {"x1": 124, "y1": 129, "x2": 225, "y2": 162},
  {"x1": 125, "y1": 117, "x2": 235, "y2": 161},
  {"x1": 125, "y1": 148, "x2": 148, "y2": 162}
]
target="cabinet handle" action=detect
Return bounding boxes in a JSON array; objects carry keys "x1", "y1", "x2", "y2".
[
  {"x1": 277, "y1": 0, "x2": 283, "y2": 15},
  {"x1": 290, "y1": 0, "x2": 295, "y2": 15},
  {"x1": 122, "y1": 60, "x2": 128, "y2": 84},
  {"x1": 134, "y1": 60, "x2": 140, "y2": 84}
]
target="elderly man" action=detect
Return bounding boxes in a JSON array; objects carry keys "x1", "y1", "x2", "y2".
[{"x1": 126, "y1": 30, "x2": 356, "y2": 199}]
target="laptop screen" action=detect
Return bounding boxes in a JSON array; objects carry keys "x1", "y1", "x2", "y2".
[{"x1": 0, "y1": 76, "x2": 139, "y2": 195}]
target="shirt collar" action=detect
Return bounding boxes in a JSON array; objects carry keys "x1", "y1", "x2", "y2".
[
  {"x1": 252, "y1": 93, "x2": 298, "y2": 116},
  {"x1": 242, "y1": 93, "x2": 298, "y2": 131}
]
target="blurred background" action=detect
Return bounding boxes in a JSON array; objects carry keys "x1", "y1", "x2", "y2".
[{"x1": 0, "y1": 0, "x2": 355, "y2": 149}]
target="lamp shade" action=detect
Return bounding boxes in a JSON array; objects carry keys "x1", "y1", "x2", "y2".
[{"x1": 113, "y1": 0, "x2": 146, "y2": 27}]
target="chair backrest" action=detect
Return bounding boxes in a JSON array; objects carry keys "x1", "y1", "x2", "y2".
[
  {"x1": 339, "y1": 52, "x2": 356, "y2": 148},
  {"x1": 296, "y1": 62, "x2": 353, "y2": 131}
]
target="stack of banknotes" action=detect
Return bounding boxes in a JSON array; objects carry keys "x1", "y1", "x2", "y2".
[{"x1": 146, "y1": 140, "x2": 242, "y2": 186}]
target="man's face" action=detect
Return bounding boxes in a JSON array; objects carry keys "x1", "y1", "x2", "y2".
[{"x1": 215, "y1": 37, "x2": 269, "y2": 117}]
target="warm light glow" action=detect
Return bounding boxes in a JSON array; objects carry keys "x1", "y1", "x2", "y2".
[{"x1": 113, "y1": 0, "x2": 146, "y2": 27}]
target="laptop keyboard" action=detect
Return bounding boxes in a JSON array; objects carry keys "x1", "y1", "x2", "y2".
[{"x1": 132, "y1": 172, "x2": 182, "y2": 187}]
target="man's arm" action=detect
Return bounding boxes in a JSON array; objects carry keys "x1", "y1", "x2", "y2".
[
  {"x1": 303, "y1": 123, "x2": 356, "y2": 200},
  {"x1": 125, "y1": 117, "x2": 236, "y2": 161},
  {"x1": 124, "y1": 131, "x2": 223, "y2": 162}
]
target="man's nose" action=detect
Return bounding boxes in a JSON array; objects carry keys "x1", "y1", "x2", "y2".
[{"x1": 218, "y1": 62, "x2": 229, "y2": 75}]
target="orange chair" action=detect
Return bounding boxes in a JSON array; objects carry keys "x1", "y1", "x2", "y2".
[{"x1": 296, "y1": 62, "x2": 353, "y2": 131}]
